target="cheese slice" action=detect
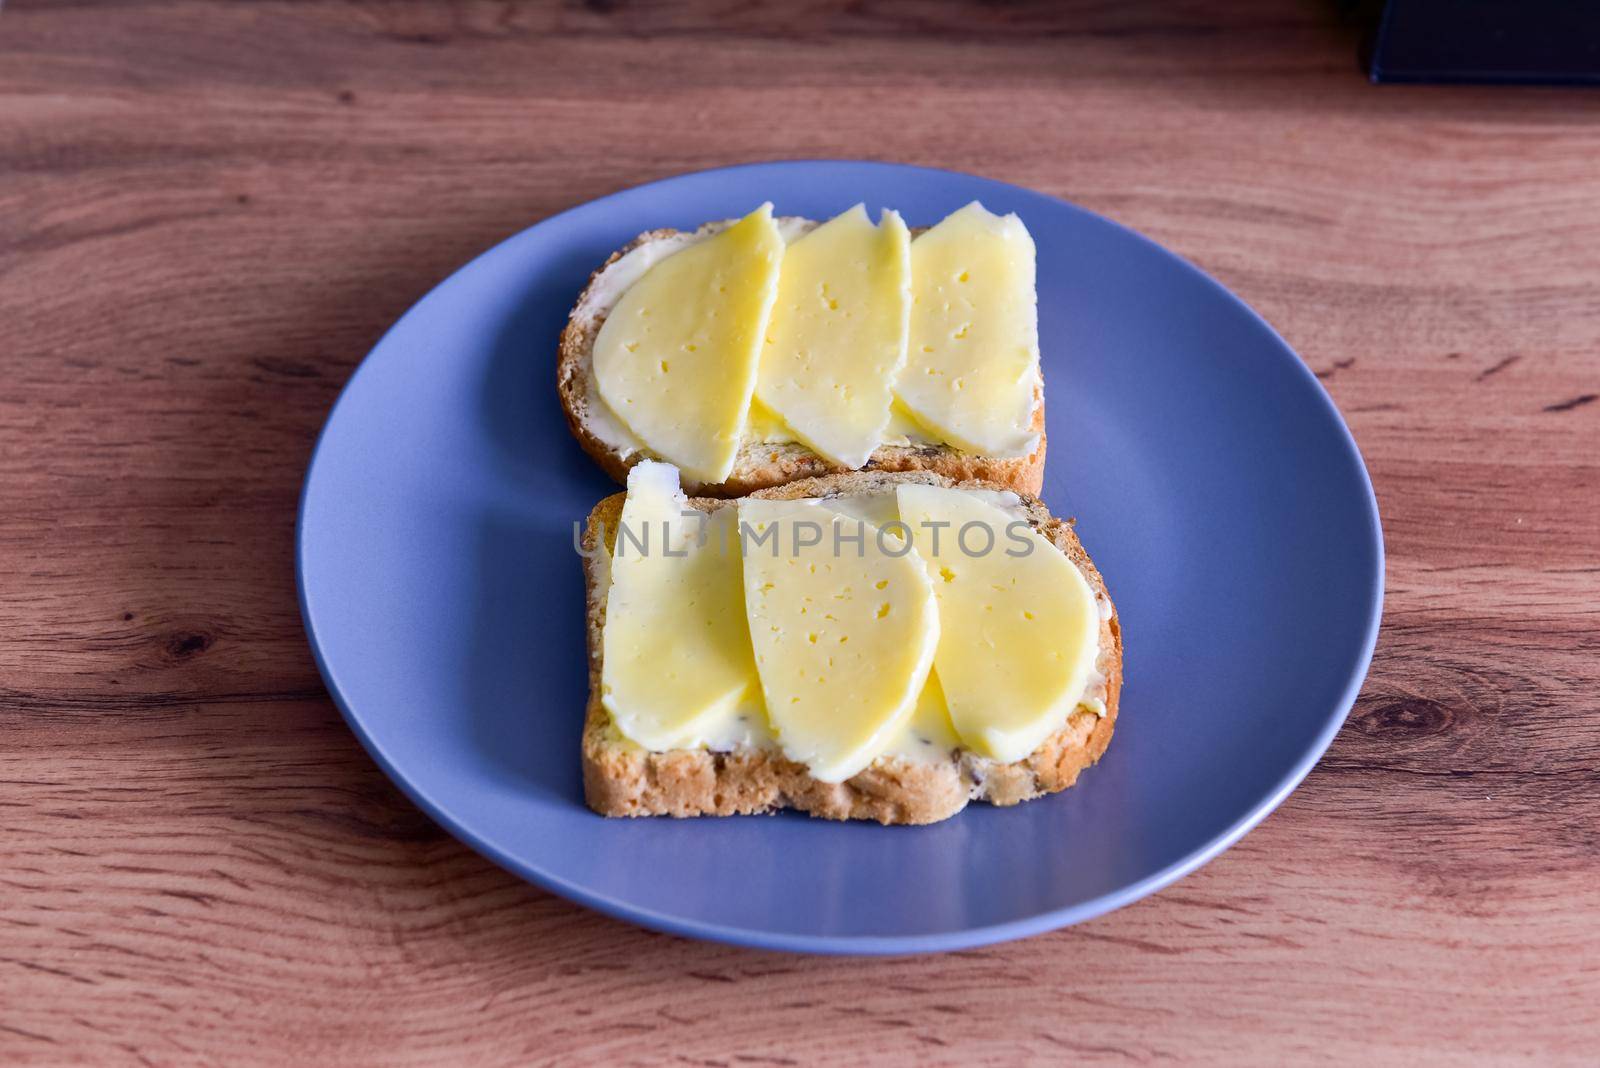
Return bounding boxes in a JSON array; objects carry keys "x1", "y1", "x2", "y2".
[
  {"x1": 881, "y1": 396, "x2": 939, "y2": 446},
  {"x1": 810, "y1": 490, "x2": 900, "y2": 532},
  {"x1": 896, "y1": 202, "x2": 1040, "y2": 457},
  {"x1": 884, "y1": 668, "x2": 962, "y2": 763},
  {"x1": 600, "y1": 462, "x2": 759, "y2": 750},
  {"x1": 738, "y1": 498, "x2": 938, "y2": 782},
  {"x1": 592, "y1": 205, "x2": 785, "y2": 484},
  {"x1": 743, "y1": 395, "x2": 793, "y2": 444},
  {"x1": 894, "y1": 483, "x2": 1098, "y2": 762},
  {"x1": 755, "y1": 205, "x2": 911, "y2": 468}
]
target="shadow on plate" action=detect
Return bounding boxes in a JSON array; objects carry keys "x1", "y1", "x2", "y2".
[{"x1": 461, "y1": 255, "x2": 617, "y2": 803}]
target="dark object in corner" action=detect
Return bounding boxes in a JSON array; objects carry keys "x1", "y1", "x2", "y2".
[{"x1": 1368, "y1": 0, "x2": 1600, "y2": 85}]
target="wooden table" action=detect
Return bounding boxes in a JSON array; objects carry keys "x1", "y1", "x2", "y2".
[{"x1": 4, "y1": 3, "x2": 1597, "y2": 1063}]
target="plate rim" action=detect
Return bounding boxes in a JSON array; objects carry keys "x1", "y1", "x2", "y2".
[{"x1": 296, "y1": 159, "x2": 1385, "y2": 955}]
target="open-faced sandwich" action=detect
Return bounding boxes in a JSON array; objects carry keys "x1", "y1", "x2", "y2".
[
  {"x1": 559, "y1": 202, "x2": 1047, "y2": 497},
  {"x1": 576, "y1": 462, "x2": 1120, "y2": 825}
]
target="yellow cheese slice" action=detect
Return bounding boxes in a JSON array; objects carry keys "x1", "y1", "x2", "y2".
[
  {"x1": 884, "y1": 668, "x2": 962, "y2": 763},
  {"x1": 896, "y1": 202, "x2": 1040, "y2": 457},
  {"x1": 894, "y1": 483, "x2": 1098, "y2": 762},
  {"x1": 600, "y1": 462, "x2": 760, "y2": 750},
  {"x1": 592, "y1": 205, "x2": 785, "y2": 484},
  {"x1": 881, "y1": 396, "x2": 940, "y2": 446},
  {"x1": 801, "y1": 495, "x2": 970, "y2": 766},
  {"x1": 743, "y1": 395, "x2": 794, "y2": 444},
  {"x1": 810, "y1": 490, "x2": 899, "y2": 532},
  {"x1": 755, "y1": 205, "x2": 911, "y2": 468},
  {"x1": 739, "y1": 498, "x2": 938, "y2": 782}
]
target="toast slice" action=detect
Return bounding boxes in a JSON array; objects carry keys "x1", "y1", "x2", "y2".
[
  {"x1": 557, "y1": 219, "x2": 1047, "y2": 499},
  {"x1": 579, "y1": 470, "x2": 1121, "y2": 826}
]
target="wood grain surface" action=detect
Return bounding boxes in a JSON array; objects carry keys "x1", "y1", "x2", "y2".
[{"x1": 3, "y1": 1, "x2": 1598, "y2": 1064}]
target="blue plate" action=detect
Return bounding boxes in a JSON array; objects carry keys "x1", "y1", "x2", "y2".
[{"x1": 298, "y1": 161, "x2": 1382, "y2": 954}]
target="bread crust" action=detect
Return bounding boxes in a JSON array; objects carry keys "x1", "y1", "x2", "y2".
[
  {"x1": 579, "y1": 471, "x2": 1122, "y2": 825},
  {"x1": 556, "y1": 224, "x2": 1047, "y2": 499}
]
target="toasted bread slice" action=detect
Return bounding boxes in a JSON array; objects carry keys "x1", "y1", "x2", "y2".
[
  {"x1": 579, "y1": 470, "x2": 1120, "y2": 826},
  {"x1": 557, "y1": 219, "x2": 1047, "y2": 499}
]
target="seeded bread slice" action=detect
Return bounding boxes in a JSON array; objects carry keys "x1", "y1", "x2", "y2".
[
  {"x1": 579, "y1": 470, "x2": 1121, "y2": 826},
  {"x1": 556, "y1": 220, "x2": 1047, "y2": 499}
]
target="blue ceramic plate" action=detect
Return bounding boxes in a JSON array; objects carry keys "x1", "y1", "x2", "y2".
[{"x1": 298, "y1": 161, "x2": 1382, "y2": 954}]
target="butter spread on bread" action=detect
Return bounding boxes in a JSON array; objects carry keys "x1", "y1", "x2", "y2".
[{"x1": 581, "y1": 463, "x2": 1118, "y2": 822}]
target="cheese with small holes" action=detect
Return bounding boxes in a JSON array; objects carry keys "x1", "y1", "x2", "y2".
[
  {"x1": 591, "y1": 204, "x2": 785, "y2": 484},
  {"x1": 894, "y1": 482, "x2": 1097, "y2": 762},
  {"x1": 896, "y1": 202, "x2": 1041, "y2": 457},
  {"x1": 600, "y1": 462, "x2": 760, "y2": 749},
  {"x1": 755, "y1": 205, "x2": 911, "y2": 468},
  {"x1": 738, "y1": 497, "x2": 938, "y2": 782}
]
